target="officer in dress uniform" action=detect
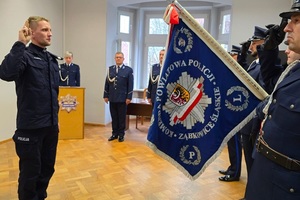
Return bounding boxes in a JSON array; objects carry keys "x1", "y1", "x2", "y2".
[
  {"x1": 59, "y1": 51, "x2": 80, "y2": 86},
  {"x1": 218, "y1": 45, "x2": 242, "y2": 182},
  {"x1": 103, "y1": 52, "x2": 134, "y2": 142},
  {"x1": 147, "y1": 49, "x2": 165, "y2": 106},
  {"x1": 241, "y1": 26, "x2": 268, "y2": 174},
  {"x1": 244, "y1": 2, "x2": 300, "y2": 200}
]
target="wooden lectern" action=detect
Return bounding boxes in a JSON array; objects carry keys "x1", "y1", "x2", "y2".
[{"x1": 58, "y1": 87, "x2": 85, "y2": 139}]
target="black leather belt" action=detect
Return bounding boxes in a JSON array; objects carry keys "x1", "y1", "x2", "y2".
[{"x1": 256, "y1": 136, "x2": 300, "y2": 171}]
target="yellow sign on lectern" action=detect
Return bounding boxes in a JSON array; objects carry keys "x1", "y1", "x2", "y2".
[{"x1": 58, "y1": 87, "x2": 85, "y2": 139}]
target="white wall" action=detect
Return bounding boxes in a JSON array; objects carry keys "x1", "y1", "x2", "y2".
[
  {"x1": 0, "y1": 0, "x2": 63, "y2": 141},
  {"x1": 63, "y1": 0, "x2": 110, "y2": 125},
  {"x1": 231, "y1": 0, "x2": 291, "y2": 50}
]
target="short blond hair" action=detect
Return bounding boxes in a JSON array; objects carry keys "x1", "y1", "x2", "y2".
[
  {"x1": 64, "y1": 51, "x2": 73, "y2": 58},
  {"x1": 27, "y1": 16, "x2": 49, "y2": 29}
]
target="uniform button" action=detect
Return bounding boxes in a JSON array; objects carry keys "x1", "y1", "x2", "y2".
[
  {"x1": 272, "y1": 99, "x2": 276, "y2": 103},
  {"x1": 289, "y1": 188, "x2": 295, "y2": 193},
  {"x1": 268, "y1": 115, "x2": 272, "y2": 119},
  {"x1": 290, "y1": 104, "x2": 295, "y2": 109}
]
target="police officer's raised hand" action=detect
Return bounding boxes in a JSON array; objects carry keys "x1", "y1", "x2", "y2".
[
  {"x1": 240, "y1": 40, "x2": 251, "y2": 56},
  {"x1": 263, "y1": 18, "x2": 288, "y2": 50},
  {"x1": 19, "y1": 20, "x2": 31, "y2": 45}
]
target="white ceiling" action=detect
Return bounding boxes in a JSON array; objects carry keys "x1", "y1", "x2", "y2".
[{"x1": 109, "y1": 0, "x2": 232, "y2": 8}]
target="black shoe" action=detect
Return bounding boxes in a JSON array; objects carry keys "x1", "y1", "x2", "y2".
[
  {"x1": 118, "y1": 136, "x2": 124, "y2": 142},
  {"x1": 218, "y1": 169, "x2": 228, "y2": 175},
  {"x1": 108, "y1": 135, "x2": 118, "y2": 141},
  {"x1": 218, "y1": 174, "x2": 240, "y2": 182}
]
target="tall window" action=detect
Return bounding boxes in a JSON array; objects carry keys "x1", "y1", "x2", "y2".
[
  {"x1": 143, "y1": 13, "x2": 168, "y2": 88},
  {"x1": 195, "y1": 18, "x2": 205, "y2": 27},
  {"x1": 121, "y1": 41, "x2": 130, "y2": 66},
  {"x1": 149, "y1": 18, "x2": 168, "y2": 34},
  {"x1": 218, "y1": 9, "x2": 231, "y2": 51},
  {"x1": 120, "y1": 15, "x2": 130, "y2": 34},
  {"x1": 118, "y1": 12, "x2": 133, "y2": 66},
  {"x1": 222, "y1": 14, "x2": 231, "y2": 34},
  {"x1": 147, "y1": 46, "x2": 165, "y2": 82}
]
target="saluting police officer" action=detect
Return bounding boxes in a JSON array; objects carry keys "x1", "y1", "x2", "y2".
[
  {"x1": 245, "y1": 1, "x2": 300, "y2": 200},
  {"x1": 0, "y1": 16, "x2": 60, "y2": 200},
  {"x1": 103, "y1": 52, "x2": 134, "y2": 142},
  {"x1": 241, "y1": 26, "x2": 268, "y2": 174}
]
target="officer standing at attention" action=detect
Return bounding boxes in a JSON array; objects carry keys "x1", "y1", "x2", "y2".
[
  {"x1": 0, "y1": 16, "x2": 60, "y2": 200},
  {"x1": 240, "y1": 25, "x2": 268, "y2": 175},
  {"x1": 245, "y1": 1, "x2": 300, "y2": 199},
  {"x1": 218, "y1": 45, "x2": 242, "y2": 182},
  {"x1": 59, "y1": 51, "x2": 80, "y2": 86},
  {"x1": 147, "y1": 49, "x2": 165, "y2": 106},
  {"x1": 103, "y1": 52, "x2": 134, "y2": 142}
]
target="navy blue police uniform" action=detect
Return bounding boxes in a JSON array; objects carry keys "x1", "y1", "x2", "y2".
[
  {"x1": 245, "y1": 3, "x2": 300, "y2": 199},
  {"x1": 59, "y1": 62, "x2": 80, "y2": 86},
  {"x1": 147, "y1": 63, "x2": 161, "y2": 105},
  {"x1": 218, "y1": 45, "x2": 242, "y2": 182},
  {"x1": 0, "y1": 41, "x2": 60, "y2": 200},
  {"x1": 103, "y1": 64, "x2": 134, "y2": 140},
  {"x1": 239, "y1": 26, "x2": 267, "y2": 179}
]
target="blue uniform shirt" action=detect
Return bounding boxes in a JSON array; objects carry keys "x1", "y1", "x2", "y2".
[
  {"x1": 103, "y1": 64, "x2": 134, "y2": 102},
  {"x1": 147, "y1": 63, "x2": 161, "y2": 104},
  {"x1": 59, "y1": 63, "x2": 80, "y2": 86}
]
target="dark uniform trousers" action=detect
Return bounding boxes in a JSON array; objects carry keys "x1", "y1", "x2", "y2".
[
  {"x1": 13, "y1": 125, "x2": 59, "y2": 200},
  {"x1": 110, "y1": 102, "x2": 127, "y2": 137},
  {"x1": 227, "y1": 133, "x2": 242, "y2": 177}
]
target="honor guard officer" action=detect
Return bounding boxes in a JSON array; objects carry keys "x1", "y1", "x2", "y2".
[
  {"x1": 245, "y1": 1, "x2": 300, "y2": 200},
  {"x1": 237, "y1": 26, "x2": 269, "y2": 200},
  {"x1": 103, "y1": 52, "x2": 134, "y2": 142},
  {"x1": 218, "y1": 45, "x2": 242, "y2": 182},
  {"x1": 147, "y1": 49, "x2": 165, "y2": 106},
  {"x1": 59, "y1": 51, "x2": 80, "y2": 86},
  {"x1": 241, "y1": 25, "x2": 268, "y2": 174}
]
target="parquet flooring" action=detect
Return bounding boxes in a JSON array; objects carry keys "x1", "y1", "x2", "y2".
[{"x1": 0, "y1": 119, "x2": 247, "y2": 200}]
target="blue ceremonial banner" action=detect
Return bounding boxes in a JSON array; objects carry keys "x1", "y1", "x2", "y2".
[{"x1": 146, "y1": 2, "x2": 268, "y2": 180}]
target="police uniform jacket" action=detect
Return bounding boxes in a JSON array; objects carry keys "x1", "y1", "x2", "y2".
[
  {"x1": 0, "y1": 42, "x2": 60, "y2": 129},
  {"x1": 147, "y1": 63, "x2": 161, "y2": 103},
  {"x1": 240, "y1": 59, "x2": 265, "y2": 136},
  {"x1": 245, "y1": 61, "x2": 300, "y2": 200},
  {"x1": 59, "y1": 63, "x2": 80, "y2": 86},
  {"x1": 257, "y1": 46, "x2": 284, "y2": 94},
  {"x1": 103, "y1": 64, "x2": 133, "y2": 102}
]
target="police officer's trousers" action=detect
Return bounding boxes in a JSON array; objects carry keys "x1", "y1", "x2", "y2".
[{"x1": 13, "y1": 125, "x2": 59, "y2": 200}]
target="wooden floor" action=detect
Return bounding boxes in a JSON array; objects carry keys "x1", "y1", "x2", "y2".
[{"x1": 0, "y1": 119, "x2": 247, "y2": 200}]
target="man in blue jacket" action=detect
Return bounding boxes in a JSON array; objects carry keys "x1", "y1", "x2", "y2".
[
  {"x1": 0, "y1": 16, "x2": 60, "y2": 200},
  {"x1": 103, "y1": 52, "x2": 134, "y2": 142},
  {"x1": 245, "y1": 1, "x2": 300, "y2": 199}
]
